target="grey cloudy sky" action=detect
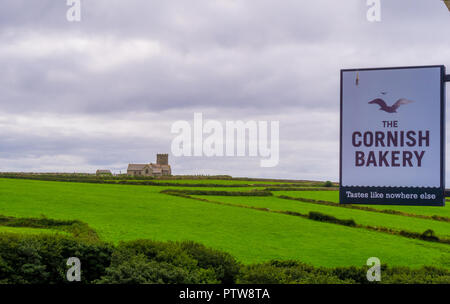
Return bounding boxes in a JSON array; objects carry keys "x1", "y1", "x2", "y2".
[{"x1": 1, "y1": 0, "x2": 449, "y2": 182}]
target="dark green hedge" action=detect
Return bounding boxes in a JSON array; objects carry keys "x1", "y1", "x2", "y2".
[
  {"x1": 0, "y1": 233, "x2": 113, "y2": 284},
  {"x1": 0, "y1": 234, "x2": 240, "y2": 284},
  {"x1": 97, "y1": 240, "x2": 240, "y2": 284},
  {"x1": 0, "y1": 233, "x2": 448, "y2": 284},
  {"x1": 308, "y1": 211, "x2": 357, "y2": 227},
  {"x1": 161, "y1": 189, "x2": 273, "y2": 196},
  {"x1": 238, "y1": 261, "x2": 450, "y2": 284},
  {"x1": 0, "y1": 215, "x2": 100, "y2": 242},
  {"x1": 0, "y1": 173, "x2": 252, "y2": 188}
]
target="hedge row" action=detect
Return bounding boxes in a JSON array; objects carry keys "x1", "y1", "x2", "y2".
[
  {"x1": 0, "y1": 214, "x2": 99, "y2": 242},
  {"x1": 0, "y1": 173, "x2": 330, "y2": 188},
  {"x1": 0, "y1": 233, "x2": 448, "y2": 284},
  {"x1": 266, "y1": 187, "x2": 339, "y2": 191},
  {"x1": 0, "y1": 233, "x2": 113, "y2": 284},
  {"x1": 307, "y1": 212, "x2": 357, "y2": 227},
  {"x1": 0, "y1": 174, "x2": 238, "y2": 187},
  {"x1": 115, "y1": 180, "x2": 248, "y2": 187},
  {"x1": 0, "y1": 174, "x2": 261, "y2": 188},
  {"x1": 239, "y1": 260, "x2": 450, "y2": 284},
  {"x1": 0, "y1": 173, "x2": 155, "y2": 181},
  {"x1": 98, "y1": 240, "x2": 239, "y2": 284},
  {"x1": 0, "y1": 234, "x2": 238, "y2": 284},
  {"x1": 161, "y1": 189, "x2": 273, "y2": 196}
]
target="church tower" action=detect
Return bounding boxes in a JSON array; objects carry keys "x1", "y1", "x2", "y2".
[{"x1": 156, "y1": 154, "x2": 169, "y2": 165}]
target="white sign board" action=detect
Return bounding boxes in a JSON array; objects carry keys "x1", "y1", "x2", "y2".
[{"x1": 340, "y1": 66, "x2": 445, "y2": 206}]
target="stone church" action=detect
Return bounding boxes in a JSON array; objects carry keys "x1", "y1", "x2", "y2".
[{"x1": 127, "y1": 154, "x2": 172, "y2": 177}]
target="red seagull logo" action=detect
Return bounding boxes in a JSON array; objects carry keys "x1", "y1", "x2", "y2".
[{"x1": 368, "y1": 98, "x2": 415, "y2": 113}]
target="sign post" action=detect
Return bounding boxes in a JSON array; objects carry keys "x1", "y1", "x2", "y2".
[{"x1": 340, "y1": 65, "x2": 446, "y2": 206}]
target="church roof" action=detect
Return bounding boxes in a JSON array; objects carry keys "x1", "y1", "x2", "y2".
[
  {"x1": 127, "y1": 164, "x2": 148, "y2": 170},
  {"x1": 127, "y1": 163, "x2": 171, "y2": 171}
]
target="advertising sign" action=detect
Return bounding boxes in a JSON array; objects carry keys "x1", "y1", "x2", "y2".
[{"x1": 340, "y1": 66, "x2": 445, "y2": 206}]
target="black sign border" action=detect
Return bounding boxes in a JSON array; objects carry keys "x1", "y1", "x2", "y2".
[{"x1": 339, "y1": 65, "x2": 446, "y2": 206}]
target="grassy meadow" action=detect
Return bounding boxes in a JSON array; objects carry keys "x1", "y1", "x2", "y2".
[
  {"x1": 192, "y1": 196, "x2": 450, "y2": 238},
  {"x1": 0, "y1": 177, "x2": 449, "y2": 270}
]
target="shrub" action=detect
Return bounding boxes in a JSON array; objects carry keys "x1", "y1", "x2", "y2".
[
  {"x1": 0, "y1": 233, "x2": 112, "y2": 284},
  {"x1": 179, "y1": 241, "x2": 240, "y2": 284},
  {"x1": 0, "y1": 232, "x2": 448, "y2": 284},
  {"x1": 331, "y1": 266, "x2": 371, "y2": 284},
  {"x1": 98, "y1": 240, "x2": 240, "y2": 284},
  {"x1": 421, "y1": 229, "x2": 439, "y2": 241},
  {"x1": 239, "y1": 262, "x2": 450, "y2": 284},
  {"x1": 238, "y1": 261, "x2": 353, "y2": 284},
  {"x1": 308, "y1": 211, "x2": 356, "y2": 227},
  {"x1": 396, "y1": 229, "x2": 447, "y2": 244},
  {"x1": 96, "y1": 254, "x2": 207, "y2": 284},
  {"x1": 323, "y1": 181, "x2": 333, "y2": 187},
  {"x1": 381, "y1": 266, "x2": 450, "y2": 284}
]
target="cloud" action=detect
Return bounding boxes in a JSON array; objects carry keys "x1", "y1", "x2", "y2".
[
  {"x1": 0, "y1": 33, "x2": 162, "y2": 71},
  {"x1": 0, "y1": 0, "x2": 449, "y2": 183}
]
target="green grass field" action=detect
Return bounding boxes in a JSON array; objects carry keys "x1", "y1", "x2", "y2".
[
  {"x1": 0, "y1": 178, "x2": 449, "y2": 269},
  {"x1": 192, "y1": 196, "x2": 450, "y2": 238}
]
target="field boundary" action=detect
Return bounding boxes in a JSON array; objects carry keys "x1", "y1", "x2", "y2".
[
  {"x1": 0, "y1": 214, "x2": 100, "y2": 242},
  {"x1": 265, "y1": 187, "x2": 339, "y2": 191},
  {"x1": 0, "y1": 175, "x2": 318, "y2": 188},
  {"x1": 160, "y1": 189, "x2": 273, "y2": 196},
  {"x1": 161, "y1": 191, "x2": 450, "y2": 245}
]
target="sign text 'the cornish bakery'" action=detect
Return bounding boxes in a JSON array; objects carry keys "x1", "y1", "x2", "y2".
[{"x1": 340, "y1": 66, "x2": 445, "y2": 206}]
